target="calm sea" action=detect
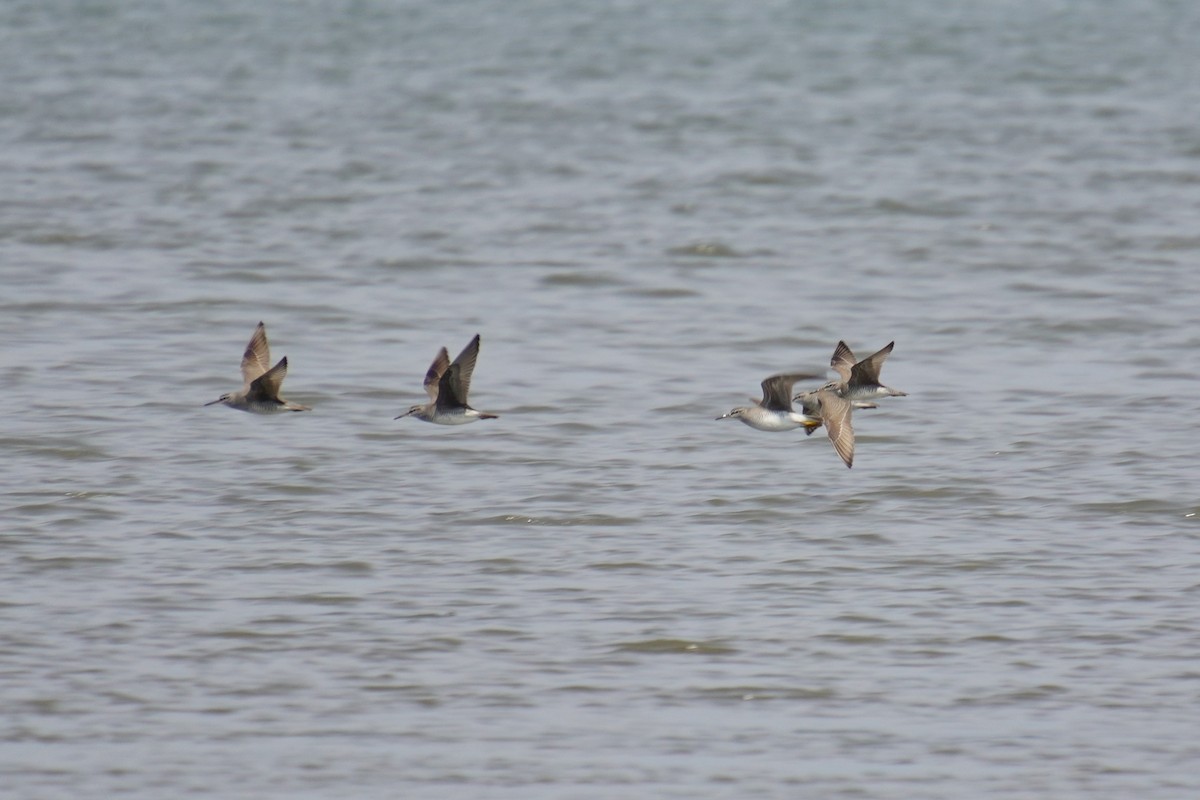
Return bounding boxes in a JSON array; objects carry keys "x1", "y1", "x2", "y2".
[{"x1": 3, "y1": 1, "x2": 1199, "y2": 797}]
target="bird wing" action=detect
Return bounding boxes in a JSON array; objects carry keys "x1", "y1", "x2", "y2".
[
  {"x1": 830, "y1": 340, "x2": 855, "y2": 384},
  {"x1": 443, "y1": 334, "x2": 481, "y2": 406},
  {"x1": 760, "y1": 372, "x2": 821, "y2": 412},
  {"x1": 819, "y1": 390, "x2": 855, "y2": 468},
  {"x1": 851, "y1": 341, "x2": 894, "y2": 386},
  {"x1": 248, "y1": 357, "x2": 288, "y2": 402},
  {"x1": 423, "y1": 347, "x2": 451, "y2": 401},
  {"x1": 436, "y1": 363, "x2": 465, "y2": 409},
  {"x1": 241, "y1": 322, "x2": 273, "y2": 384}
]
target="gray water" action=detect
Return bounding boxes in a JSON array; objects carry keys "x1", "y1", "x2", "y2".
[{"x1": 3, "y1": 1, "x2": 1200, "y2": 797}]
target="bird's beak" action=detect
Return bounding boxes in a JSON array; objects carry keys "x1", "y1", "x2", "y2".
[{"x1": 203, "y1": 398, "x2": 222, "y2": 406}]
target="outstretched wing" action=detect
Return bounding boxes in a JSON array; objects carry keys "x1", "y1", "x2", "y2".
[
  {"x1": 423, "y1": 347, "x2": 451, "y2": 401},
  {"x1": 248, "y1": 357, "x2": 288, "y2": 402},
  {"x1": 241, "y1": 322, "x2": 272, "y2": 384},
  {"x1": 819, "y1": 390, "x2": 855, "y2": 469},
  {"x1": 830, "y1": 340, "x2": 855, "y2": 384},
  {"x1": 443, "y1": 334, "x2": 481, "y2": 407},
  {"x1": 760, "y1": 371, "x2": 821, "y2": 412},
  {"x1": 851, "y1": 341, "x2": 894, "y2": 385},
  {"x1": 758, "y1": 376, "x2": 825, "y2": 412}
]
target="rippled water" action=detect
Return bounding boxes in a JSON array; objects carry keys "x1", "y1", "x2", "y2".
[{"x1": 4, "y1": 1, "x2": 1200, "y2": 797}]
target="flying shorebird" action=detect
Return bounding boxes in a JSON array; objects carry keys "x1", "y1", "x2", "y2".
[
  {"x1": 716, "y1": 372, "x2": 823, "y2": 432},
  {"x1": 793, "y1": 386, "x2": 855, "y2": 468},
  {"x1": 825, "y1": 340, "x2": 907, "y2": 402},
  {"x1": 395, "y1": 334, "x2": 498, "y2": 425},
  {"x1": 204, "y1": 321, "x2": 310, "y2": 413},
  {"x1": 789, "y1": 339, "x2": 908, "y2": 469}
]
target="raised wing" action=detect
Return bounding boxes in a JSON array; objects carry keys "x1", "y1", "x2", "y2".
[
  {"x1": 851, "y1": 341, "x2": 894, "y2": 386},
  {"x1": 423, "y1": 347, "x2": 451, "y2": 401},
  {"x1": 443, "y1": 334, "x2": 481, "y2": 407},
  {"x1": 760, "y1": 372, "x2": 821, "y2": 412},
  {"x1": 830, "y1": 340, "x2": 855, "y2": 384},
  {"x1": 241, "y1": 322, "x2": 273, "y2": 385},
  {"x1": 248, "y1": 357, "x2": 288, "y2": 402},
  {"x1": 435, "y1": 363, "x2": 463, "y2": 409}
]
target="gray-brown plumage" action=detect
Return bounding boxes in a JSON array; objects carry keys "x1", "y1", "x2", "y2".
[
  {"x1": 205, "y1": 322, "x2": 311, "y2": 413},
  {"x1": 790, "y1": 339, "x2": 908, "y2": 467},
  {"x1": 422, "y1": 347, "x2": 451, "y2": 401},
  {"x1": 716, "y1": 372, "x2": 823, "y2": 431},
  {"x1": 757, "y1": 372, "x2": 820, "y2": 412},
  {"x1": 795, "y1": 387, "x2": 855, "y2": 468},
  {"x1": 830, "y1": 340, "x2": 907, "y2": 401},
  {"x1": 396, "y1": 334, "x2": 498, "y2": 425}
]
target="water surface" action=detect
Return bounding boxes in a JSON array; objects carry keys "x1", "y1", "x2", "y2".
[{"x1": 3, "y1": 1, "x2": 1199, "y2": 797}]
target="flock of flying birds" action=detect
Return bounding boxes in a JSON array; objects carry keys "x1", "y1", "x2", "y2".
[
  {"x1": 204, "y1": 322, "x2": 495, "y2": 423},
  {"x1": 716, "y1": 340, "x2": 907, "y2": 468},
  {"x1": 206, "y1": 323, "x2": 906, "y2": 469}
]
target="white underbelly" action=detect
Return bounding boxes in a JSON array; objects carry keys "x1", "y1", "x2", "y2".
[{"x1": 742, "y1": 414, "x2": 803, "y2": 432}]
